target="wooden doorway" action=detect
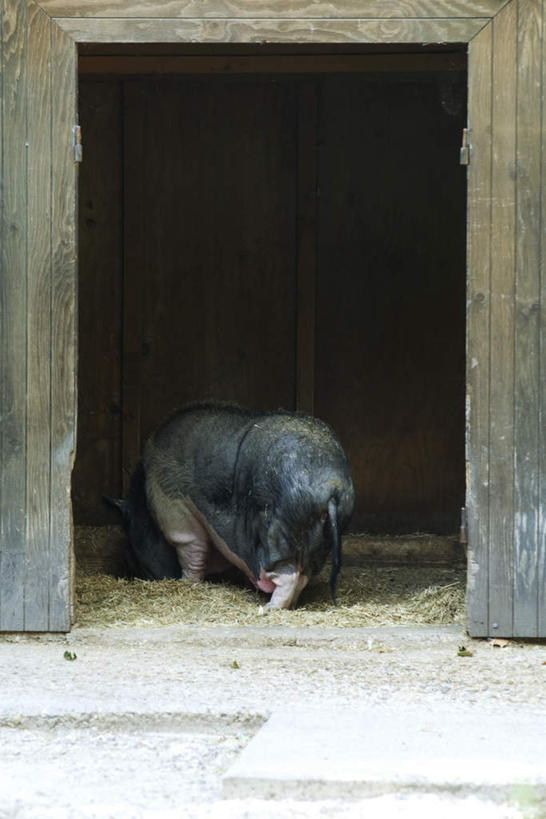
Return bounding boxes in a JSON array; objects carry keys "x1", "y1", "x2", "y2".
[
  {"x1": 2, "y1": 2, "x2": 544, "y2": 636},
  {"x1": 74, "y1": 51, "x2": 467, "y2": 536}
]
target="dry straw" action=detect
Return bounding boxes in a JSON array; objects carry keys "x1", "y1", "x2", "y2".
[{"x1": 75, "y1": 561, "x2": 465, "y2": 629}]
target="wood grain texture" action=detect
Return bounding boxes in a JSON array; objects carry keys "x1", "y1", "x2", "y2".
[
  {"x1": 53, "y1": 17, "x2": 489, "y2": 44},
  {"x1": 466, "y1": 22, "x2": 493, "y2": 638},
  {"x1": 73, "y1": 80, "x2": 123, "y2": 522},
  {"x1": 121, "y1": 81, "x2": 145, "y2": 494},
  {"x1": 49, "y1": 21, "x2": 77, "y2": 631},
  {"x1": 122, "y1": 77, "x2": 297, "y2": 479},
  {"x1": 539, "y1": 0, "x2": 546, "y2": 636},
  {"x1": 314, "y1": 72, "x2": 467, "y2": 533},
  {"x1": 295, "y1": 81, "x2": 317, "y2": 416},
  {"x1": 488, "y1": 0, "x2": 517, "y2": 637},
  {"x1": 37, "y1": 0, "x2": 510, "y2": 19},
  {"x1": 0, "y1": 0, "x2": 28, "y2": 630},
  {"x1": 24, "y1": 2, "x2": 52, "y2": 631},
  {"x1": 513, "y1": 0, "x2": 542, "y2": 637}
]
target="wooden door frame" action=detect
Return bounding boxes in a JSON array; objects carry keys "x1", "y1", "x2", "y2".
[{"x1": 2, "y1": 0, "x2": 544, "y2": 635}]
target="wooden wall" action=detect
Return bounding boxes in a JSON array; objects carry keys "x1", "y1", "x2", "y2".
[
  {"x1": 0, "y1": 0, "x2": 76, "y2": 631},
  {"x1": 466, "y1": 0, "x2": 546, "y2": 638},
  {"x1": 315, "y1": 73, "x2": 467, "y2": 533},
  {"x1": 75, "y1": 65, "x2": 467, "y2": 534}
]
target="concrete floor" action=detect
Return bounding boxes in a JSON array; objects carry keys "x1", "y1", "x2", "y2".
[{"x1": 1, "y1": 623, "x2": 545, "y2": 818}]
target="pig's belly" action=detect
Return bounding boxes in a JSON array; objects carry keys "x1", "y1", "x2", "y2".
[
  {"x1": 145, "y1": 484, "x2": 308, "y2": 608},
  {"x1": 146, "y1": 484, "x2": 255, "y2": 584}
]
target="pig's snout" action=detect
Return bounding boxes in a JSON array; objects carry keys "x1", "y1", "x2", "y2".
[{"x1": 261, "y1": 563, "x2": 308, "y2": 610}]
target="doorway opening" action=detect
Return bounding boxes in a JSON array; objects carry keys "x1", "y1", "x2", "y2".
[{"x1": 73, "y1": 44, "x2": 467, "y2": 580}]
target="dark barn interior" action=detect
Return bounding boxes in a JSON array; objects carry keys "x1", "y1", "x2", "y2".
[{"x1": 73, "y1": 46, "x2": 467, "y2": 537}]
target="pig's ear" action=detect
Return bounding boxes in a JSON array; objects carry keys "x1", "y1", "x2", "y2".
[{"x1": 327, "y1": 497, "x2": 341, "y2": 605}]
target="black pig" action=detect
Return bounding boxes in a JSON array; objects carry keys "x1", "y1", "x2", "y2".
[{"x1": 113, "y1": 403, "x2": 354, "y2": 609}]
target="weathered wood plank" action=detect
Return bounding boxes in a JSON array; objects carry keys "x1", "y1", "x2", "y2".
[
  {"x1": 296, "y1": 81, "x2": 317, "y2": 416},
  {"x1": 78, "y1": 53, "x2": 467, "y2": 76},
  {"x1": 0, "y1": 553, "x2": 26, "y2": 631},
  {"x1": 121, "y1": 81, "x2": 145, "y2": 494},
  {"x1": 38, "y1": 0, "x2": 511, "y2": 19},
  {"x1": 315, "y1": 72, "x2": 466, "y2": 534},
  {"x1": 49, "y1": 21, "x2": 77, "y2": 631},
  {"x1": 513, "y1": 0, "x2": 542, "y2": 637},
  {"x1": 0, "y1": 0, "x2": 28, "y2": 630},
  {"x1": 488, "y1": 0, "x2": 517, "y2": 637},
  {"x1": 25, "y1": 2, "x2": 52, "y2": 631},
  {"x1": 536, "y1": 0, "x2": 545, "y2": 638},
  {"x1": 53, "y1": 17, "x2": 490, "y2": 44},
  {"x1": 122, "y1": 77, "x2": 298, "y2": 485},
  {"x1": 466, "y1": 21, "x2": 493, "y2": 638},
  {"x1": 73, "y1": 80, "x2": 123, "y2": 524}
]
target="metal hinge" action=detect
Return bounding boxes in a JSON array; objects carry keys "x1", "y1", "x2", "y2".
[
  {"x1": 459, "y1": 128, "x2": 470, "y2": 165},
  {"x1": 459, "y1": 506, "x2": 468, "y2": 546},
  {"x1": 73, "y1": 124, "x2": 83, "y2": 163}
]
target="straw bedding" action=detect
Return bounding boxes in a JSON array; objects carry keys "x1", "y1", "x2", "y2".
[{"x1": 75, "y1": 528, "x2": 465, "y2": 628}]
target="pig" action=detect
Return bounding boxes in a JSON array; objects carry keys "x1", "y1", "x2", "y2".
[{"x1": 112, "y1": 402, "x2": 354, "y2": 609}]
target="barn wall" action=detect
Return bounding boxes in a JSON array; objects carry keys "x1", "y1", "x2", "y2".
[
  {"x1": 315, "y1": 71, "x2": 467, "y2": 533},
  {"x1": 72, "y1": 80, "x2": 124, "y2": 523},
  {"x1": 75, "y1": 66, "x2": 466, "y2": 534}
]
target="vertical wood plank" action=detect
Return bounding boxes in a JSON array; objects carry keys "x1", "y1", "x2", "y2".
[
  {"x1": 0, "y1": 0, "x2": 28, "y2": 630},
  {"x1": 539, "y1": 0, "x2": 546, "y2": 636},
  {"x1": 73, "y1": 79, "x2": 123, "y2": 524},
  {"x1": 488, "y1": 0, "x2": 517, "y2": 636},
  {"x1": 466, "y1": 22, "x2": 493, "y2": 637},
  {"x1": 123, "y1": 77, "x2": 298, "y2": 486},
  {"x1": 25, "y1": 2, "x2": 52, "y2": 631},
  {"x1": 0, "y1": 5, "x2": 2, "y2": 592},
  {"x1": 513, "y1": 0, "x2": 542, "y2": 637},
  {"x1": 122, "y1": 80, "x2": 145, "y2": 495},
  {"x1": 50, "y1": 21, "x2": 77, "y2": 631},
  {"x1": 296, "y1": 80, "x2": 317, "y2": 415}
]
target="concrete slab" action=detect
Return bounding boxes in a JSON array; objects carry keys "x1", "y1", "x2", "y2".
[{"x1": 223, "y1": 705, "x2": 546, "y2": 800}]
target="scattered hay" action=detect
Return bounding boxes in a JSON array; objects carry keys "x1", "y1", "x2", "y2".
[{"x1": 75, "y1": 564, "x2": 465, "y2": 629}]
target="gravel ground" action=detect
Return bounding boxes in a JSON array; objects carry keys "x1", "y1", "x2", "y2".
[{"x1": 1, "y1": 623, "x2": 545, "y2": 817}]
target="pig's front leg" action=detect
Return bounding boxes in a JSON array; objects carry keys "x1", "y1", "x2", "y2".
[
  {"x1": 174, "y1": 539, "x2": 210, "y2": 582},
  {"x1": 263, "y1": 567, "x2": 308, "y2": 610}
]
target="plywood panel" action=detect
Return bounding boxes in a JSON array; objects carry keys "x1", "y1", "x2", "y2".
[
  {"x1": 466, "y1": 22, "x2": 493, "y2": 637},
  {"x1": 0, "y1": 0, "x2": 29, "y2": 630},
  {"x1": 487, "y1": 1, "x2": 517, "y2": 637},
  {"x1": 123, "y1": 77, "x2": 297, "y2": 479},
  {"x1": 39, "y1": 0, "x2": 510, "y2": 18},
  {"x1": 54, "y1": 18, "x2": 490, "y2": 45},
  {"x1": 50, "y1": 22, "x2": 77, "y2": 630},
  {"x1": 73, "y1": 80, "x2": 123, "y2": 524},
  {"x1": 315, "y1": 71, "x2": 467, "y2": 534}
]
